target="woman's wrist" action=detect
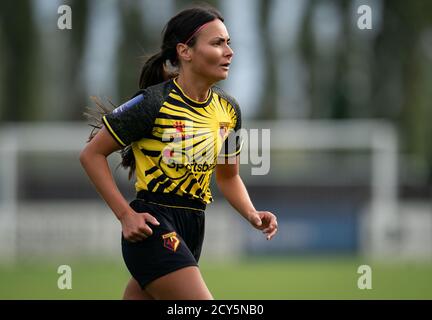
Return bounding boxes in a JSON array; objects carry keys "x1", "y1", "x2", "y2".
[
  {"x1": 116, "y1": 205, "x2": 134, "y2": 221},
  {"x1": 243, "y1": 208, "x2": 257, "y2": 222}
]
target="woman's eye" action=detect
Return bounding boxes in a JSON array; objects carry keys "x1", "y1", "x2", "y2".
[{"x1": 212, "y1": 41, "x2": 231, "y2": 46}]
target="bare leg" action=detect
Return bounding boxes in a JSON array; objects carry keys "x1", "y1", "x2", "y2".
[
  {"x1": 123, "y1": 277, "x2": 154, "y2": 300},
  {"x1": 145, "y1": 266, "x2": 213, "y2": 300}
]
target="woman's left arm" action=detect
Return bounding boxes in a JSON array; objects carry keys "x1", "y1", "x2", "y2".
[{"x1": 215, "y1": 156, "x2": 278, "y2": 240}]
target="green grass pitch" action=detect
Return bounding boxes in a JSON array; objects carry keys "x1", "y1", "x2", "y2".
[{"x1": 1, "y1": 256, "x2": 431, "y2": 299}]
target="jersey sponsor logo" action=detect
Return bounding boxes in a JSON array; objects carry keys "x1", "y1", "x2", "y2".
[
  {"x1": 167, "y1": 159, "x2": 217, "y2": 173},
  {"x1": 159, "y1": 149, "x2": 191, "y2": 180},
  {"x1": 159, "y1": 147, "x2": 217, "y2": 180},
  {"x1": 153, "y1": 118, "x2": 231, "y2": 182},
  {"x1": 162, "y1": 231, "x2": 180, "y2": 252},
  {"x1": 112, "y1": 94, "x2": 144, "y2": 115}
]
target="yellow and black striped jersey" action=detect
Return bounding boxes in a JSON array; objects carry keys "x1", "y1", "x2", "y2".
[{"x1": 102, "y1": 78, "x2": 242, "y2": 204}]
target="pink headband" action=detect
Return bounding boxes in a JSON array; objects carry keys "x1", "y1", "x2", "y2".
[{"x1": 184, "y1": 21, "x2": 212, "y2": 45}]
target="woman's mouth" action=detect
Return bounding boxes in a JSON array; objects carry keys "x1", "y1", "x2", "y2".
[{"x1": 220, "y1": 62, "x2": 230, "y2": 70}]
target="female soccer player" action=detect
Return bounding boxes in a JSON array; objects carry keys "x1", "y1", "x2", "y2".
[{"x1": 79, "y1": 5, "x2": 278, "y2": 300}]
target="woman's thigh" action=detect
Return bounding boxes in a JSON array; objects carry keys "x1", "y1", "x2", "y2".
[
  {"x1": 145, "y1": 266, "x2": 213, "y2": 300},
  {"x1": 123, "y1": 277, "x2": 154, "y2": 300}
]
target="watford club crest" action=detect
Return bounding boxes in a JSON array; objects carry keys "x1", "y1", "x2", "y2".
[
  {"x1": 219, "y1": 121, "x2": 231, "y2": 139},
  {"x1": 162, "y1": 232, "x2": 180, "y2": 252}
]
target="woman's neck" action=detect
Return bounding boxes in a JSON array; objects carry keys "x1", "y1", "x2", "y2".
[{"x1": 175, "y1": 72, "x2": 212, "y2": 102}]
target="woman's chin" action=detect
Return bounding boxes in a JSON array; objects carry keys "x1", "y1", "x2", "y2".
[
  {"x1": 204, "y1": 71, "x2": 229, "y2": 83},
  {"x1": 216, "y1": 71, "x2": 229, "y2": 80}
]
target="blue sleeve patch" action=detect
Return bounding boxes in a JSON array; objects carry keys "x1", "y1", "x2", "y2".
[{"x1": 112, "y1": 94, "x2": 144, "y2": 115}]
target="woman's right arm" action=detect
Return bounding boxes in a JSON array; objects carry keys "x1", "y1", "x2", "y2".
[{"x1": 79, "y1": 126, "x2": 159, "y2": 242}]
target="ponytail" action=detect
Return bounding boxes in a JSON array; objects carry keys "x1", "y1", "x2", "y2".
[
  {"x1": 139, "y1": 51, "x2": 166, "y2": 89},
  {"x1": 114, "y1": 51, "x2": 177, "y2": 179},
  {"x1": 84, "y1": 52, "x2": 175, "y2": 181},
  {"x1": 121, "y1": 51, "x2": 178, "y2": 179},
  {"x1": 116, "y1": 52, "x2": 168, "y2": 179}
]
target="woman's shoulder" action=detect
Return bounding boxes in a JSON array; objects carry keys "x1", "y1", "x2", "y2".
[
  {"x1": 131, "y1": 79, "x2": 174, "y2": 104},
  {"x1": 211, "y1": 85, "x2": 240, "y2": 109}
]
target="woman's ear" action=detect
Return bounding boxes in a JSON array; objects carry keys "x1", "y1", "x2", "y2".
[{"x1": 176, "y1": 43, "x2": 192, "y2": 63}]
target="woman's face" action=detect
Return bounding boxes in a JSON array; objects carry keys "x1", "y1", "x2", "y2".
[{"x1": 189, "y1": 19, "x2": 234, "y2": 82}]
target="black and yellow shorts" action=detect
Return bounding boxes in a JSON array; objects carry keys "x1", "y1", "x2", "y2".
[{"x1": 121, "y1": 190, "x2": 206, "y2": 289}]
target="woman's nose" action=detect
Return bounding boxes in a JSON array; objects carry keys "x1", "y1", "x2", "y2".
[{"x1": 225, "y1": 45, "x2": 234, "y2": 58}]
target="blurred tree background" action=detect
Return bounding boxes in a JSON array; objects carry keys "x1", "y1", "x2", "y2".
[{"x1": 1, "y1": 0, "x2": 432, "y2": 185}]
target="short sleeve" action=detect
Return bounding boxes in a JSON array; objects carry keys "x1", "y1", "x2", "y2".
[
  {"x1": 219, "y1": 98, "x2": 243, "y2": 158},
  {"x1": 102, "y1": 90, "x2": 158, "y2": 147}
]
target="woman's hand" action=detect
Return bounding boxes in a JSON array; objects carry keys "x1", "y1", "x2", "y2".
[
  {"x1": 120, "y1": 210, "x2": 160, "y2": 242},
  {"x1": 248, "y1": 211, "x2": 278, "y2": 240}
]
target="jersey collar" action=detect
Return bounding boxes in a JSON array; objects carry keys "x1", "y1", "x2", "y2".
[{"x1": 172, "y1": 78, "x2": 213, "y2": 108}]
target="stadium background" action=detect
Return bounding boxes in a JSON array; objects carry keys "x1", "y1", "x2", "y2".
[{"x1": 1, "y1": 0, "x2": 432, "y2": 299}]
